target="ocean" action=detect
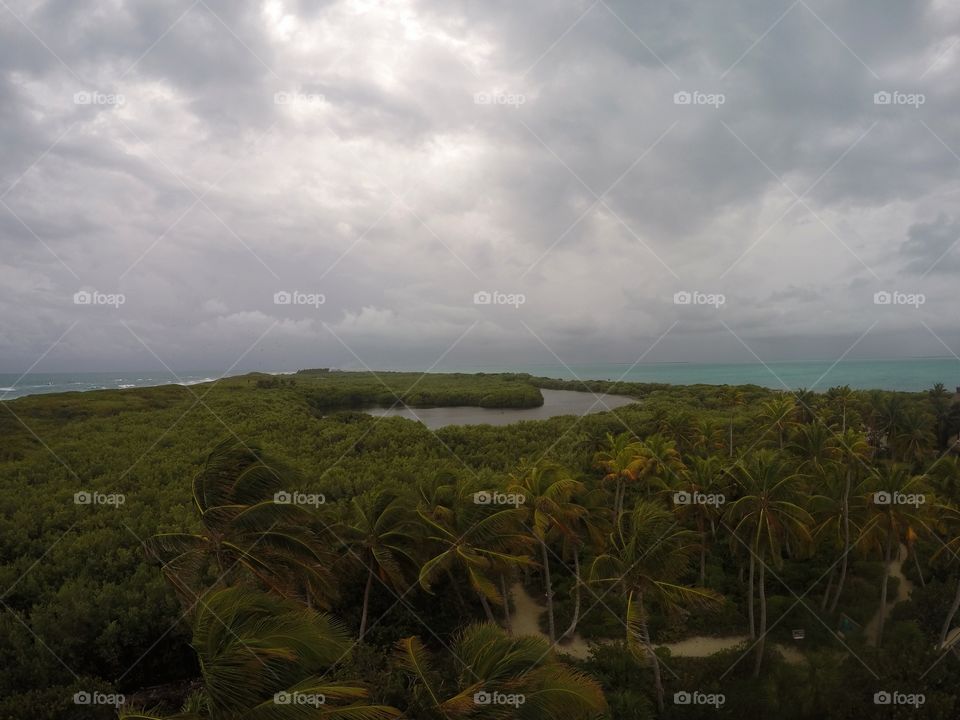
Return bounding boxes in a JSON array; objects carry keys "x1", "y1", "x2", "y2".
[{"x1": 1, "y1": 358, "x2": 958, "y2": 401}]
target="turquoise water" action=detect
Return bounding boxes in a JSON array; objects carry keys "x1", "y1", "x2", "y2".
[
  {"x1": 1, "y1": 358, "x2": 957, "y2": 401},
  {"x1": 446, "y1": 358, "x2": 960, "y2": 393}
]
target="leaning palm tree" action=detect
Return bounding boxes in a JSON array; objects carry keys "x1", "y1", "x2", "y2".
[
  {"x1": 861, "y1": 464, "x2": 929, "y2": 646},
  {"x1": 593, "y1": 432, "x2": 645, "y2": 527},
  {"x1": 417, "y1": 481, "x2": 532, "y2": 622},
  {"x1": 394, "y1": 623, "x2": 607, "y2": 719},
  {"x1": 726, "y1": 450, "x2": 813, "y2": 677},
  {"x1": 932, "y1": 501, "x2": 960, "y2": 650},
  {"x1": 339, "y1": 493, "x2": 421, "y2": 641},
  {"x1": 147, "y1": 439, "x2": 336, "y2": 607},
  {"x1": 560, "y1": 486, "x2": 609, "y2": 640},
  {"x1": 590, "y1": 501, "x2": 720, "y2": 712},
  {"x1": 121, "y1": 587, "x2": 399, "y2": 719},
  {"x1": 507, "y1": 460, "x2": 584, "y2": 643}
]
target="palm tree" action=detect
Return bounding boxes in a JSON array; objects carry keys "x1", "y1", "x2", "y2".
[
  {"x1": 507, "y1": 460, "x2": 584, "y2": 644},
  {"x1": 861, "y1": 464, "x2": 928, "y2": 646},
  {"x1": 147, "y1": 439, "x2": 336, "y2": 607},
  {"x1": 559, "y1": 487, "x2": 608, "y2": 640},
  {"x1": 121, "y1": 587, "x2": 399, "y2": 719},
  {"x1": 594, "y1": 432, "x2": 645, "y2": 526},
  {"x1": 720, "y1": 388, "x2": 746, "y2": 457},
  {"x1": 759, "y1": 395, "x2": 794, "y2": 450},
  {"x1": 339, "y1": 493, "x2": 420, "y2": 641},
  {"x1": 668, "y1": 455, "x2": 727, "y2": 585},
  {"x1": 394, "y1": 623, "x2": 607, "y2": 719},
  {"x1": 417, "y1": 481, "x2": 532, "y2": 623},
  {"x1": 826, "y1": 385, "x2": 856, "y2": 432},
  {"x1": 790, "y1": 423, "x2": 840, "y2": 476},
  {"x1": 793, "y1": 388, "x2": 818, "y2": 424},
  {"x1": 590, "y1": 501, "x2": 720, "y2": 712},
  {"x1": 932, "y1": 501, "x2": 960, "y2": 650},
  {"x1": 726, "y1": 450, "x2": 813, "y2": 676},
  {"x1": 895, "y1": 408, "x2": 933, "y2": 469},
  {"x1": 637, "y1": 434, "x2": 685, "y2": 491}
]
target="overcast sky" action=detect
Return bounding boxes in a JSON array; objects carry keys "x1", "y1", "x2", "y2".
[{"x1": 2, "y1": 0, "x2": 960, "y2": 373}]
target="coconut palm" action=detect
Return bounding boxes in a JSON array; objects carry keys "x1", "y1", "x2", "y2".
[
  {"x1": 590, "y1": 501, "x2": 720, "y2": 712},
  {"x1": 861, "y1": 464, "x2": 929, "y2": 646},
  {"x1": 417, "y1": 481, "x2": 532, "y2": 622},
  {"x1": 726, "y1": 450, "x2": 813, "y2": 676},
  {"x1": 667, "y1": 455, "x2": 727, "y2": 585},
  {"x1": 339, "y1": 493, "x2": 421, "y2": 641},
  {"x1": 559, "y1": 487, "x2": 608, "y2": 640},
  {"x1": 507, "y1": 459, "x2": 584, "y2": 643},
  {"x1": 825, "y1": 385, "x2": 856, "y2": 432},
  {"x1": 793, "y1": 388, "x2": 818, "y2": 425},
  {"x1": 594, "y1": 432, "x2": 645, "y2": 526},
  {"x1": 790, "y1": 422, "x2": 840, "y2": 476},
  {"x1": 720, "y1": 388, "x2": 746, "y2": 457},
  {"x1": 147, "y1": 439, "x2": 336, "y2": 607},
  {"x1": 932, "y1": 501, "x2": 960, "y2": 650},
  {"x1": 121, "y1": 586, "x2": 399, "y2": 719},
  {"x1": 759, "y1": 395, "x2": 794, "y2": 450},
  {"x1": 394, "y1": 623, "x2": 607, "y2": 719}
]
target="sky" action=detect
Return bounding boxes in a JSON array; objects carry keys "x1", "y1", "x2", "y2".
[{"x1": 2, "y1": 0, "x2": 960, "y2": 374}]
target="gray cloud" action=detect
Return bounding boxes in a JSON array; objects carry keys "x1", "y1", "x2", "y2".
[{"x1": 2, "y1": 0, "x2": 960, "y2": 373}]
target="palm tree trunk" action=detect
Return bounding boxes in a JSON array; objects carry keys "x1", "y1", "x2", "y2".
[
  {"x1": 939, "y1": 575, "x2": 960, "y2": 650},
  {"x1": 541, "y1": 539, "x2": 556, "y2": 643},
  {"x1": 637, "y1": 592, "x2": 664, "y2": 713},
  {"x1": 877, "y1": 529, "x2": 895, "y2": 647},
  {"x1": 729, "y1": 413, "x2": 735, "y2": 457},
  {"x1": 753, "y1": 560, "x2": 766, "y2": 678},
  {"x1": 913, "y1": 549, "x2": 925, "y2": 587},
  {"x1": 500, "y1": 573, "x2": 512, "y2": 632},
  {"x1": 359, "y1": 567, "x2": 374, "y2": 641},
  {"x1": 821, "y1": 565, "x2": 835, "y2": 610},
  {"x1": 748, "y1": 552, "x2": 756, "y2": 639},
  {"x1": 479, "y1": 592, "x2": 496, "y2": 622},
  {"x1": 830, "y1": 470, "x2": 852, "y2": 613},
  {"x1": 699, "y1": 531, "x2": 707, "y2": 586},
  {"x1": 563, "y1": 549, "x2": 582, "y2": 639}
]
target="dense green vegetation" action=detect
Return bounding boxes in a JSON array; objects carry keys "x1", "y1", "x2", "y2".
[{"x1": 2, "y1": 372, "x2": 960, "y2": 718}]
